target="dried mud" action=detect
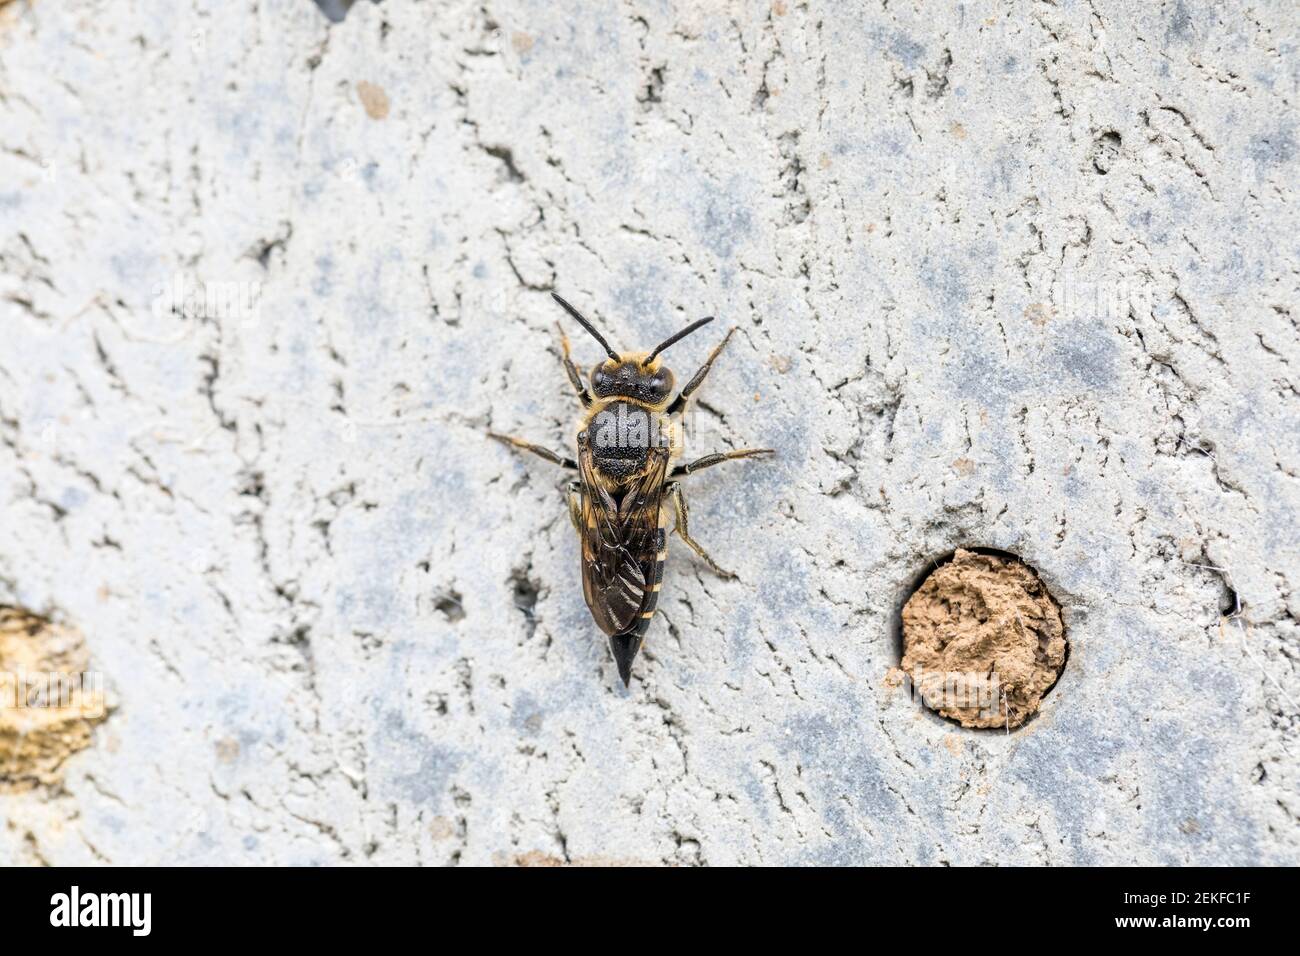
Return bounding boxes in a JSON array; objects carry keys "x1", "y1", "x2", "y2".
[{"x1": 901, "y1": 551, "x2": 1067, "y2": 729}]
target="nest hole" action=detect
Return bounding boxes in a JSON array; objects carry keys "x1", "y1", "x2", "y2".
[{"x1": 891, "y1": 547, "x2": 1068, "y2": 732}]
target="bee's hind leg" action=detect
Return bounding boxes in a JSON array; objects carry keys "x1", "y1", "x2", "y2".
[
  {"x1": 668, "y1": 482, "x2": 736, "y2": 580},
  {"x1": 488, "y1": 432, "x2": 577, "y2": 470},
  {"x1": 566, "y1": 480, "x2": 584, "y2": 533}
]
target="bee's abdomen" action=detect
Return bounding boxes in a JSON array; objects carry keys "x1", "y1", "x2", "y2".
[
  {"x1": 633, "y1": 526, "x2": 668, "y2": 636},
  {"x1": 604, "y1": 491, "x2": 671, "y2": 686}
]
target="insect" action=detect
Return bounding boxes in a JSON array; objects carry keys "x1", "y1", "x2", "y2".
[{"x1": 490, "y1": 292, "x2": 774, "y2": 686}]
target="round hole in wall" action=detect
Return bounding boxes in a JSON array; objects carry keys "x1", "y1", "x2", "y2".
[{"x1": 893, "y1": 547, "x2": 1068, "y2": 731}]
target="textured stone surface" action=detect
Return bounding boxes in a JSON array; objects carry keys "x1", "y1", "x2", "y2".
[{"x1": 0, "y1": 0, "x2": 1296, "y2": 865}]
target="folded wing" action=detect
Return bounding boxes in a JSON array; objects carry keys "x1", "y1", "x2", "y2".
[{"x1": 578, "y1": 439, "x2": 669, "y2": 636}]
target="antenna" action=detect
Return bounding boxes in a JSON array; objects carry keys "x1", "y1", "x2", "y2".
[
  {"x1": 550, "y1": 293, "x2": 620, "y2": 362},
  {"x1": 646, "y1": 316, "x2": 715, "y2": 362}
]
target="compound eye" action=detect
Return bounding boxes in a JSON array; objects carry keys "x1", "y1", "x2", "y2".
[{"x1": 591, "y1": 369, "x2": 608, "y2": 390}]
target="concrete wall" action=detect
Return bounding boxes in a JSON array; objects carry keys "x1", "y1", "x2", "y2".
[{"x1": 0, "y1": 0, "x2": 1295, "y2": 865}]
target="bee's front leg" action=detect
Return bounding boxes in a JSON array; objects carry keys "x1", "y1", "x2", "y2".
[
  {"x1": 488, "y1": 432, "x2": 577, "y2": 470},
  {"x1": 667, "y1": 481, "x2": 736, "y2": 580},
  {"x1": 666, "y1": 326, "x2": 737, "y2": 417},
  {"x1": 555, "y1": 322, "x2": 593, "y2": 408}
]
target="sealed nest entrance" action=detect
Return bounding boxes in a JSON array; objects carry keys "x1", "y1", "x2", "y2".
[
  {"x1": 897, "y1": 549, "x2": 1067, "y2": 730},
  {"x1": 0, "y1": 606, "x2": 108, "y2": 791}
]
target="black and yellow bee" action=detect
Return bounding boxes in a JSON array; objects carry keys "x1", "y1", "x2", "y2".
[{"x1": 491, "y1": 293, "x2": 773, "y2": 686}]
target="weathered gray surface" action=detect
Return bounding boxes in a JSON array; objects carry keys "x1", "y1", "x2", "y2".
[{"x1": 0, "y1": 0, "x2": 1296, "y2": 865}]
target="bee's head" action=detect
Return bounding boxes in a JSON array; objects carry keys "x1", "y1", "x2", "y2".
[
  {"x1": 590, "y1": 354, "x2": 675, "y2": 406},
  {"x1": 551, "y1": 292, "x2": 714, "y2": 408}
]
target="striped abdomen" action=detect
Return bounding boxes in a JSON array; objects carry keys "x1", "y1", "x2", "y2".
[
  {"x1": 631, "y1": 524, "x2": 668, "y2": 636},
  {"x1": 606, "y1": 519, "x2": 669, "y2": 686}
]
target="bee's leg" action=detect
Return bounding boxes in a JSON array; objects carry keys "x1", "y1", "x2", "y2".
[
  {"x1": 488, "y1": 432, "x2": 577, "y2": 470},
  {"x1": 565, "y1": 480, "x2": 584, "y2": 533},
  {"x1": 667, "y1": 482, "x2": 736, "y2": 580},
  {"x1": 671, "y1": 447, "x2": 775, "y2": 478},
  {"x1": 556, "y1": 322, "x2": 593, "y2": 408},
  {"x1": 666, "y1": 326, "x2": 737, "y2": 417}
]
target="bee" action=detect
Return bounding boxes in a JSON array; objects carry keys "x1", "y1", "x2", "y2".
[{"x1": 490, "y1": 293, "x2": 774, "y2": 686}]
